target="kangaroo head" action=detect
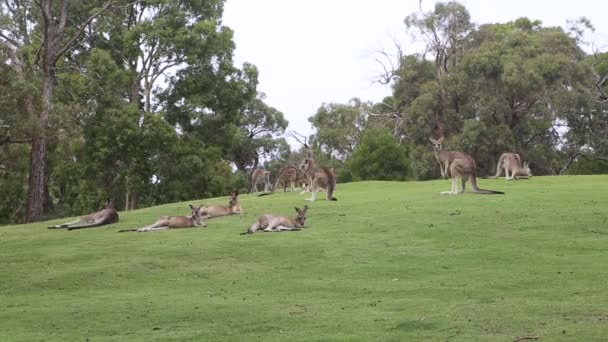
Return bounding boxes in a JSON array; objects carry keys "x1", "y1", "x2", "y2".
[
  {"x1": 429, "y1": 136, "x2": 445, "y2": 152},
  {"x1": 299, "y1": 152, "x2": 314, "y2": 172},
  {"x1": 102, "y1": 198, "x2": 115, "y2": 210},
  {"x1": 229, "y1": 191, "x2": 239, "y2": 206},
  {"x1": 189, "y1": 204, "x2": 202, "y2": 225},
  {"x1": 294, "y1": 205, "x2": 309, "y2": 226}
]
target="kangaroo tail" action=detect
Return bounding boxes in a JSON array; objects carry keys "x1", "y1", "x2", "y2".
[
  {"x1": 118, "y1": 228, "x2": 138, "y2": 233},
  {"x1": 48, "y1": 224, "x2": 69, "y2": 229},
  {"x1": 471, "y1": 173, "x2": 505, "y2": 194},
  {"x1": 322, "y1": 167, "x2": 338, "y2": 201},
  {"x1": 239, "y1": 231, "x2": 251, "y2": 235},
  {"x1": 257, "y1": 192, "x2": 274, "y2": 197}
]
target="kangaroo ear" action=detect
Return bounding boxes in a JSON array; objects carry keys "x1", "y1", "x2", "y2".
[
  {"x1": 235, "y1": 191, "x2": 239, "y2": 196},
  {"x1": 429, "y1": 138, "x2": 436, "y2": 144},
  {"x1": 295, "y1": 207, "x2": 301, "y2": 214},
  {"x1": 189, "y1": 204, "x2": 194, "y2": 209},
  {"x1": 438, "y1": 136, "x2": 444, "y2": 143},
  {"x1": 303, "y1": 205, "x2": 309, "y2": 212}
]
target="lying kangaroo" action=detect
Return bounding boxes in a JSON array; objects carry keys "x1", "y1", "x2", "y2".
[
  {"x1": 199, "y1": 191, "x2": 243, "y2": 219},
  {"x1": 430, "y1": 137, "x2": 504, "y2": 195},
  {"x1": 48, "y1": 199, "x2": 119, "y2": 230},
  {"x1": 119, "y1": 204, "x2": 205, "y2": 233},
  {"x1": 241, "y1": 205, "x2": 308, "y2": 235},
  {"x1": 491, "y1": 153, "x2": 532, "y2": 180},
  {"x1": 250, "y1": 167, "x2": 271, "y2": 193},
  {"x1": 299, "y1": 151, "x2": 337, "y2": 201}
]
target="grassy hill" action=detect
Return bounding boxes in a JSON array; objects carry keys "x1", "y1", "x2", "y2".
[{"x1": 1, "y1": 176, "x2": 607, "y2": 341}]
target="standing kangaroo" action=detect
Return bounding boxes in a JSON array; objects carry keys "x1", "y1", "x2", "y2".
[
  {"x1": 241, "y1": 205, "x2": 308, "y2": 234},
  {"x1": 299, "y1": 150, "x2": 337, "y2": 201},
  {"x1": 198, "y1": 192, "x2": 243, "y2": 219},
  {"x1": 492, "y1": 153, "x2": 532, "y2": 180},
  {"x1": 273, "y1": 165, "x2": 299, "y2": 192},
  {"x1": 48, "y1": 199, "x2": 119, "y2": 230},
  {"x1": 119, "y1": 204, "x2": 205, "y2": 233},
  {"x1": 250, "y1": 168, "x2": 271, "y2": 193},
  {"x1": 430, "y1": 137, "x2": 504, "y2": 195}
]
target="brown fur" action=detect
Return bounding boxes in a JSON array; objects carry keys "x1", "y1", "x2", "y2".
[
  {"x1": 119, "y1": 204, "x2": 205, "y2": 232},
  {"x1": 250, "y1": 168, "x2": 271, "y2": 193},
  {"x1": 199, "y1": 192, "x2": 243, "y2": 219},
  {"x1": 430, "y1": 137, "x2": 504, "y2": 195},
  {"x1": 48, "y1": 199, "x2": 119, "y2": 230},
  {"x1": 299, "y1": 151, "x2": 337, "y2": 201},
  {"x1": 241, "y1": 205, "x2": 308, "y2": 234},
  {"x1": 273, "y1": 166, "x2": 299, "y2": 192}
]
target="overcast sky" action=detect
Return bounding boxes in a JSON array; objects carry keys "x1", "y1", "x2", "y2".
[{"x1": 222, "y1": 0, "x2": 608, "y2": 144}]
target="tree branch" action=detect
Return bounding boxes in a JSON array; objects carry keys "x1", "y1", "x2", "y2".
[{"x1": 54, "y1": 0, "x2": 135, "y2": 63}]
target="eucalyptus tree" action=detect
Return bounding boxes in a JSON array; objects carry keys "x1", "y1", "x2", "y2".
[
  {"x1": 230, "y1": 94, "x2": 289, "y2": 171},
  {"x1": 1, "y1": 0, "x2": 129, "y2": 222},
  {"x1": 404, "y1": 1, "x2": 473, "y2": 137},
  {"x1": 308, "y1": 98, "x2": 370, "y2": 161}
]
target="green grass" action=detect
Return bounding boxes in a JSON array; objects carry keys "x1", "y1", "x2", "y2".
[{"x1": 1, "y1": 176, "x2": 608, "y2": 341}]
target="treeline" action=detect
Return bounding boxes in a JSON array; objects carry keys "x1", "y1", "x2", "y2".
[
  {"x1": 306, "y1": 2, "x2": 608, "y2": 183},
  {"x1": 2, "y1": 1, "x2": 608, "y2": 225},
  {"x1": 0, "y1": 0, "x2": 290, "y2": 224}
]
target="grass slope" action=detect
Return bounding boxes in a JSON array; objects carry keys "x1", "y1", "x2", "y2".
[{"x1": 1, "y1": 176, "x2": 608, "y2": 341}]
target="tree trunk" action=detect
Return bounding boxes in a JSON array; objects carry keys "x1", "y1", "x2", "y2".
[
  {"x1": 129, "y1": 191, "x2": 139, "y2": 210},
  {"x1": 26, "y1": 138, "x2": 47, "y2": 222},
  {"x1": 26, "y1": 73, "x2": 53, "y2": 223}
]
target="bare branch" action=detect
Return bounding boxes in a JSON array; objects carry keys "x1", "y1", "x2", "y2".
[
  {"x1": 57, "y1": 0, "x2": 69, "y2": 37},
  {"x1": 287, "y1": 130, "x2": 309, "y2": 149},
  {"x1": 54, "y1": 0, "x2": 143, "y2": 63},
  {"x1": 0, "y1": 32, "x2": 19, "y2": 48}
]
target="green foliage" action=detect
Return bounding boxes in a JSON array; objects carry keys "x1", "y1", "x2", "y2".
[
  {"x1": 346, "y1": 129, "x2": 411, "y2": 181},
  {"x1": 230, "y1": 95, "x2": 289, "y2": 171},
  {"x1": 309, "y1": 99, "x2": 369, "y2": 161},
  {"x1": 0, "y1": 144, "x2": 29, "y2": 224},
  {"x1": 566, "y1": 156, "x2": 608, "y2": 175}
]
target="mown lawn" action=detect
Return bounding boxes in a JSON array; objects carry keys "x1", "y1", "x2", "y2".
[{"x1": 1, "y1": 176, "x2": 607, "y2": 341}]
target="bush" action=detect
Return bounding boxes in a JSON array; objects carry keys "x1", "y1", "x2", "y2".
[{"x1": 346, "y1": 129, "x2": 411, "y2": 181}]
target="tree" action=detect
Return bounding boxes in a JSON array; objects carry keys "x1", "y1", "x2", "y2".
[
  {"x1": 230, "y1": 94, "x2": 288, "y2": 171},
  {"x1": 1, "y1": 0, "x2": 124, "y2": 222},
  {"x1": 346, "y1": 129, "x2": 411, "y2": 181},
  {"x1": 404, "y1": 1, "x2": 473, "y2": 137},
  {"x1": 308, "y1": 99, "x2": 369, "y2": 161}
]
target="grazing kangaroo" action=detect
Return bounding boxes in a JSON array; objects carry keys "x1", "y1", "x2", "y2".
[
  {"x1": 119, "y1": 204, "x2": 205, "y2": 233},
  {"x1": 241, "y1": 205, "x2": 309, "y2": 235},
  {"x1": 299, "y1": 151, "x2": 337, "y2": 201},
  {"x1": 198, "y1": 192, "x2": 243, "y2": 219},
  {"x1": 491, "y1": 153, "x2": 532, "y2": 180},
  {"x1": 48, "y1": 199, "x2": 119, "y2": 230},
  {"x1": 250, "y1": 168, "x2": 271, "y2": 193},
  {"x1": 430, "y1": 137, "x2": 504, "y2": 195}
]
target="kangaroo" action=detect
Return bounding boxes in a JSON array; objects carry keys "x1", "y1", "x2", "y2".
[
  {"x1": 299, "y1": 151, "x2": 337, "y2": 201},
  {"x1": 430, "y1": 137, "x2": 504, "y2": 195},
  {"x1": 429, "y1": 137, "x2": 468, "y2": 179},
  {"x1": 198, "y1": 192, "x2": 243, "y2": 219},
  {"x1": 241, "y1": 205, "x2": 308, "y2": 235},
  {"x1": 48, "y1": 199, "x2": 119, "y2": 230},
  {"x1": 491, "y1": 153, "x2": 532, "y2": 180},
  {"x1": 250, "y1": 168, "x2": 271, "y2": 193},
  {"x1": 119, "y1": 204, "x2": 205, "y2": 233},
  {"x1": 273, "y1": 165, "x2": 299, "y2": 192}
]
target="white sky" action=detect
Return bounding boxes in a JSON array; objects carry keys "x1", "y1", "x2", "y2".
[{"x1": 222, "y1": 0, "x2": 608, "y2": 145}]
